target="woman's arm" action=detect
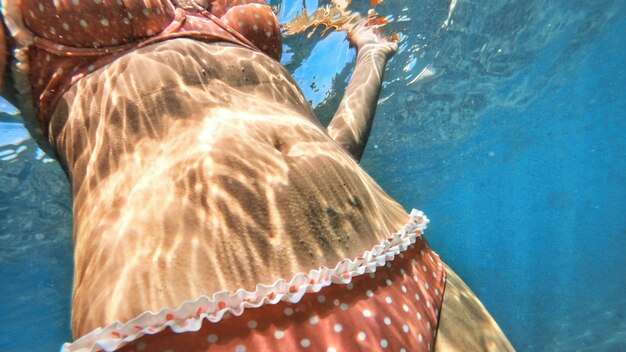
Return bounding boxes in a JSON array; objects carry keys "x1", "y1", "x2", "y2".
[
  {"x1": 1, "y1": 20, "x2": 7, "y2": 96},
  {"x1": 327, "y1": 26, "x2": 397, "y2": 161}
]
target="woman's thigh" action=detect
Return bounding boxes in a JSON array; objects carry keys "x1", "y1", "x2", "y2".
[{"x1": 435, "y1": 265, "x2": 515, "y2": 351}]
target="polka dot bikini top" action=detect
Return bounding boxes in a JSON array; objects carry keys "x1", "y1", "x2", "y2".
[{"x1": 12, "y1": 0, "x2": 282, "y2": 136}]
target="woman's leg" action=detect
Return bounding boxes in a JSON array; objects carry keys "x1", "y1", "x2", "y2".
[{"x1": 435, "y1": 265, "x2": 515, "y2": 351}]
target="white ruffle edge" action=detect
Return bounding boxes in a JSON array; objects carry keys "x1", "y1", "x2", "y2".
[{"x1": 62, "y1": 209, "x2": 429, "y2": 352}]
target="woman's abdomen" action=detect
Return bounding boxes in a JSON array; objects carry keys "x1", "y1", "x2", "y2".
[{"x1": 55, "y1": 39, "x2": 408, "y2": 336}]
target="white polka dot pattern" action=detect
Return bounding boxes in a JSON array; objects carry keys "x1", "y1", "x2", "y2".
[
  {"x1": 14, "y1": 0, "x2": 281, "y2": 136},
  {"x1": 87, "y1": 233, "x2": 446, "y2": 352}
]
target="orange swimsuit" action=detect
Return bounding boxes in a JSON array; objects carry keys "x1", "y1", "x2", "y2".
[
  {"x1": 63, "y1": 210, "x2": 445, "y2": 352},
  {"x1": 2, "y1": 1, "x2": 447, "y2": 351},
  {"x1": 4, "y1": 0, "x2": 282, "y2": 136}
]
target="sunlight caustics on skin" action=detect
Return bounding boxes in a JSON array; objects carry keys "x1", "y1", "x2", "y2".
[
  {"x1": 283, "y1": 2, "x2": 398, "y2": 160},
  {"x1": 49, "y1": 38, "x2": 409, "y2": 337},
  {"x1": 2, "y1": 0, "x2": 513, "y2": 350},
  {"x1": 109, "y1": 235, "x2": 446, "y2": 352},
  {"x1": 63, "y1": 210, "x2": 445, "y2": 351},
  {"x1": 2, "y1": 0, "x2": 283, "y2": 141}
]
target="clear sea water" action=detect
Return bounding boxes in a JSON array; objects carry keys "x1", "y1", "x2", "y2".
[{"x1": 1, "y1": 0, "x2": 624, "y2": 350}]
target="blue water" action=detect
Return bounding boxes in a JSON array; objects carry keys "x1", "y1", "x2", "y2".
[{"x1": 1, "y1": 0, "x2": 625, "y2": 351}]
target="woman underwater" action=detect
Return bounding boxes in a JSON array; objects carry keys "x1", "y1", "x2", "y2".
[{"x1": 1, "y1": 0, "x2": 513, "y2": 351}]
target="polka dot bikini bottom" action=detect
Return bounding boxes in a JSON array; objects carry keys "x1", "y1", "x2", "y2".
[{"x1": 62, "y1": 210, "x2": 446, "y2": 352}]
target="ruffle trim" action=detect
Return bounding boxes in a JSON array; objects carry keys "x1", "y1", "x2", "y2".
[{"x1": 62, "y1": 209, "x2": 429, "y2": 352}]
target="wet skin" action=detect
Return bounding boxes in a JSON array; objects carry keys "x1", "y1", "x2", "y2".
[
  {"x1": 0, "y1": 24, "x2": 513, "y2": 350},
  {"x1": 50, "y1": 37, "x2": 409, "y2": 337}
]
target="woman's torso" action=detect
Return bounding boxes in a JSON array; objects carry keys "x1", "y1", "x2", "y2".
[{"x1": 50, "y1": 38, "x2": 409, "y2": 336}]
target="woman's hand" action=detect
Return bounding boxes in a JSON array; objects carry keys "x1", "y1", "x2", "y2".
[{"x1": 346, "y1": 21, "x2": 398, "y2": 58}]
